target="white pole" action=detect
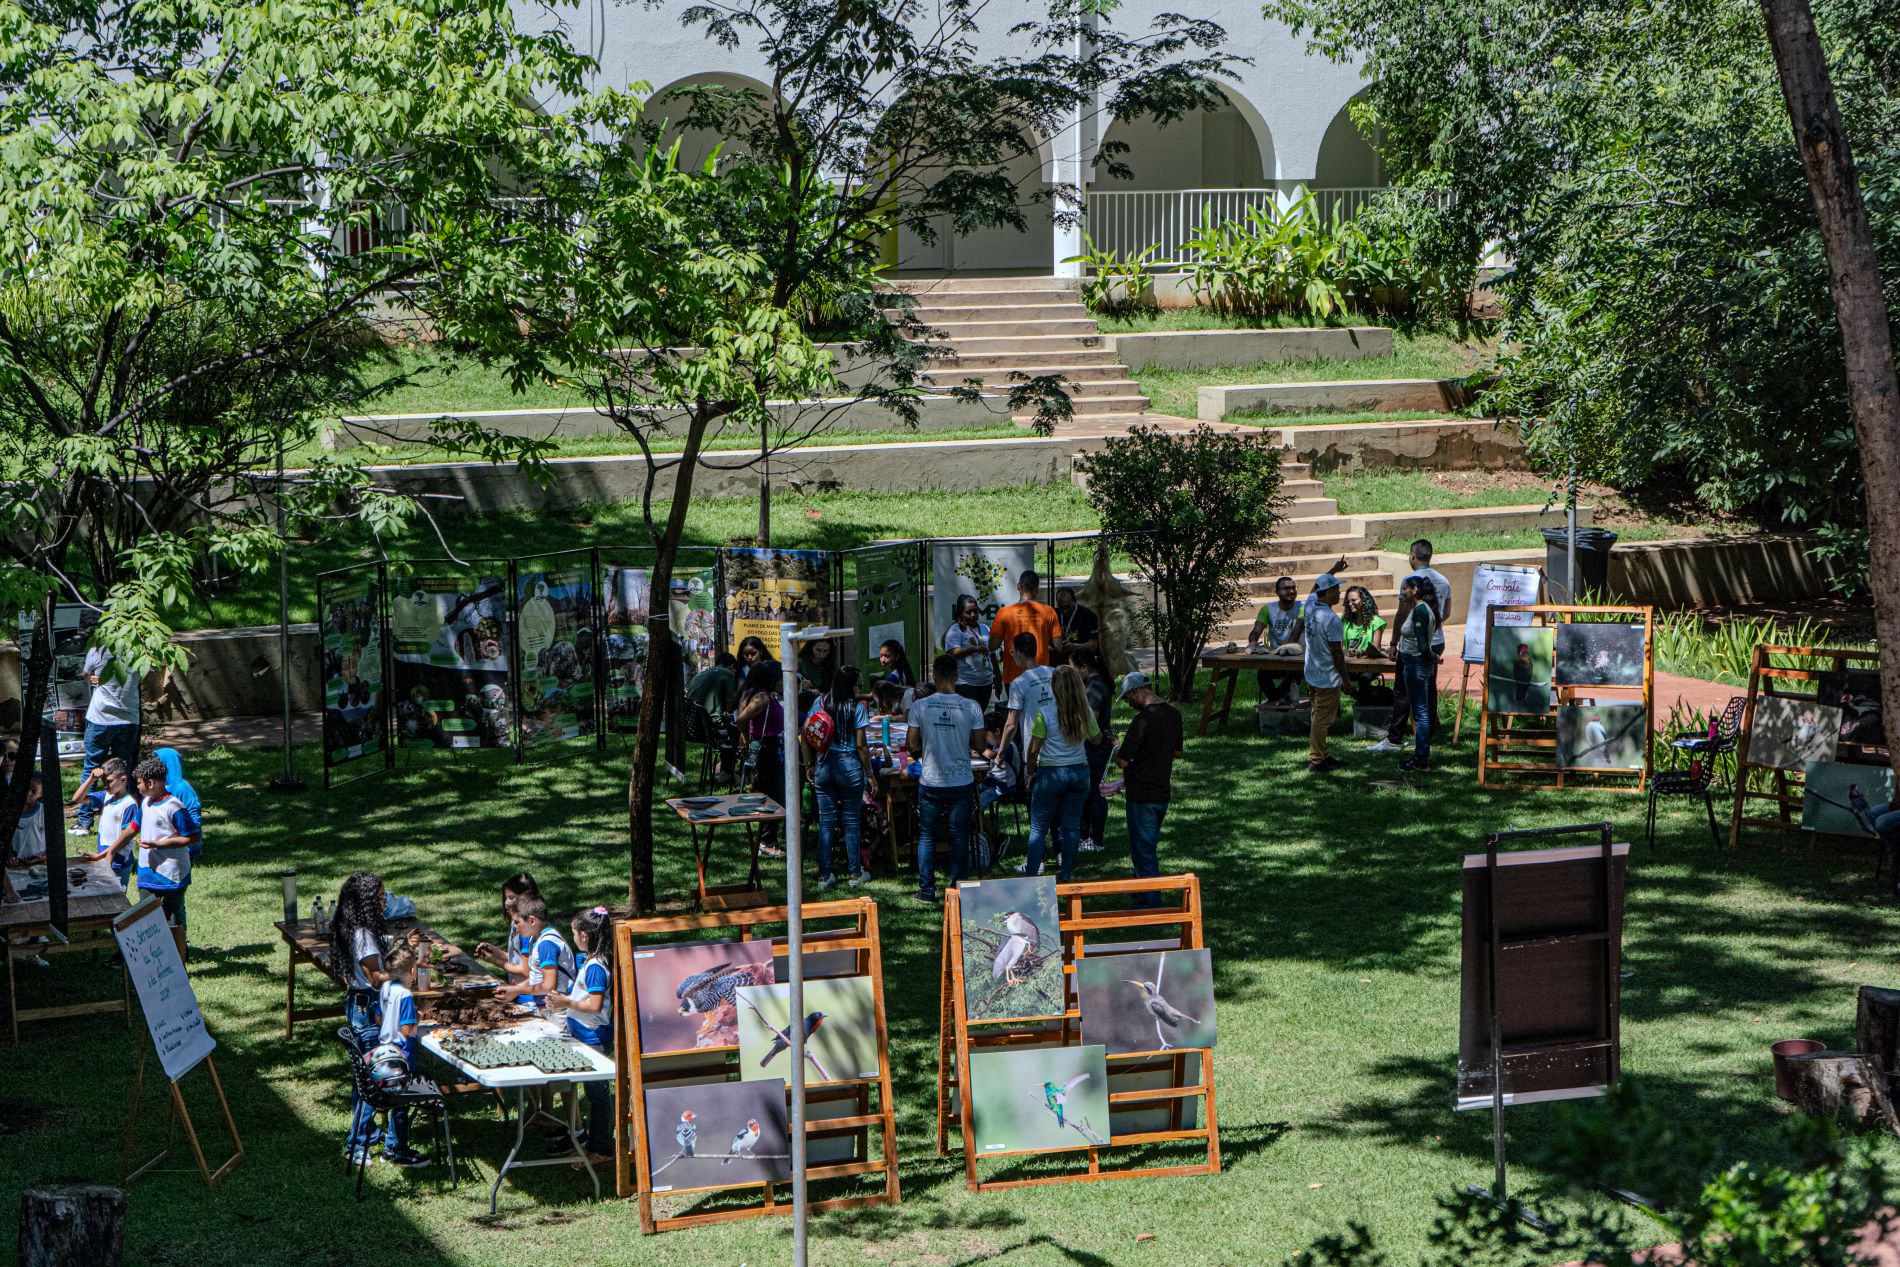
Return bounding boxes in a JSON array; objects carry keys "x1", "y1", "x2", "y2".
[{"x1": 777, "y1": 622, "x2": 807, "y2": 1267}]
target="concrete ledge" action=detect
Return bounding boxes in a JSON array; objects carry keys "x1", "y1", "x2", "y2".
[
  {"x1": 1270, "y1": 418, "x2": 1523, "y2": 474},
  {"x1": 1352, "y1": 504, "x2": 1585, "y2": 545},
  {"x1": 1199, "y1": 377, "x2": 1477, "y2": 421},
  {"x1": 1107, "y1": 327, "x2": 1393, "y2": 371},
  {"x1": 327, "y1": 392, "x2": 1005, "y2": 450}
]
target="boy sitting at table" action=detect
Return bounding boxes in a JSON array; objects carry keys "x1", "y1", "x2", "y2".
[{"x1": 492, "y1": 894, "x2": 574, "y2": 1013}]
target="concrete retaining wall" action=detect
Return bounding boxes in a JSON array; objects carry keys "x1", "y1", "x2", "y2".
[
  {"x1": 1352, "y1": 504, "x2": 1586, "y2": 547},
  {"x1": 1271, "y1": 418, "x2": 1524, "y2": 474},
  {"x1": 1199, "y1": 377, "x2": 1478, "y2": 421},
  {"x1": 1107, "y1": 327, "x2": 1393, "y2": 371}
]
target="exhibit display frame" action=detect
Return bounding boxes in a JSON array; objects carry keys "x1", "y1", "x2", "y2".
[
  {"x1": 1729, "y1": 643, "x2": 1888, "y2": 846},
  {"x1": 1453, "y1": 563, "x2": 1545, "y2": 742},
  {"x1": 611, "y1": 898, "x2": 901, "y2": 1234},
  {"x1": 935, "y1": 874, "x2": 1221, "y2": 1192},
  {"x1": 317, "y1": 561, "x2": 394, "y2": 789},
  {"x1": 1478, "y1": 605, "x2": 1655, "y2": 793}
]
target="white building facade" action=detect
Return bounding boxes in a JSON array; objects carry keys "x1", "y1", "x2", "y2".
[{"x1": 558, "y1": 0, "x2": 1381, "y2": 276}]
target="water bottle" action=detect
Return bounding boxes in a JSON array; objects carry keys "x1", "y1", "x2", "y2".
[
  {"x1": 416, "y1": 960, "x2": 431, "y2": 993},
  {"x1": 310, "y1": 896, "x2": 325, "y2": 929}
]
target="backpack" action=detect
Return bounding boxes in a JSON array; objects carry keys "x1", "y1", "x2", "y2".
[{"x1": 801, "y1": 707, "x2": 836, "y2": 758}]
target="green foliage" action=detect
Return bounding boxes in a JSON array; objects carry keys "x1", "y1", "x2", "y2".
[
  {"x1": 1063, "y1": 233, "x2": 1161, "y2": 317},
  {"x1": 1652, "y1": 611, "x2": 1863, "y2": 687},
  {"x1": 1076, "y1": 425, "x2": 1286, "y2": 698},
  {"x1": 1267, "y1": 0, "x2": 1900, "y2": 584}
]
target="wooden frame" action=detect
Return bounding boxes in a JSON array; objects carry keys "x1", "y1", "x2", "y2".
[
  {"x1": 121, "y1": 1045, "x2": 245, "y2": 1188},
  {"x1": 1478, "y1": 605, "x2": 1655, "y2": 793},
  {"x1": 611, "y1": 897, "x2": 901, "y2": 1234},
  {"x1": 936, "y1": 874, "x2": 1220, "y2": 1191},
  {"x1": 1729, "y1": 644, "x2": 1886, "y2": 846}
]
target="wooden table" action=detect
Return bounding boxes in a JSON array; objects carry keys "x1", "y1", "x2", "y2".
[
  {"x1": 2, "y1": 859, "x2": 130, "y2": 1043},
  {"x1": 272, "y1": 915, "x2": 493, "y2": 1039},
  {"x1": 1196, "y1": 648, "x2": 1398, "y2": 735},
  {"x1": 869, "y1": 755, "x2": 990, "y2": 876},
  {"x1": 664, "y1": 794, "x2": 784, "y2": 911}
]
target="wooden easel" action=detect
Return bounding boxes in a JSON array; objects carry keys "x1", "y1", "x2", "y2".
[
  {"x1": 1478, "y1": 605, "x2": 1654, "y2": 793},
  {"x1": 611, "y1": 897, "x2": 901, "y2": 1234},
  {"x1": 1729, "y1": 644, "x2": 1886, "y2": 846},
  {"x1": 936, "y1": 874, "x2": 1220, "y2": 1192},
  {"x1": 121, "y1": 1045, "x2": 244, "y2": 1187}
]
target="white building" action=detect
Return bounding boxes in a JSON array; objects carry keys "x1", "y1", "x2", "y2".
[{"x1": 564, "y1": 0, "x2": 1382, "y2": 277}]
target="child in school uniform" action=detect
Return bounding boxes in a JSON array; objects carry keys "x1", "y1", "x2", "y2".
[
  {"x1": 133, "y1": 756, "x2": 199, "y2": 935},
  {"x1": 9, "y1": 773, "x2": 46, "y2": 868},
  {"x1": 373, "y1": 962, "x2": 430, "y2": 1168},
  {"x1": 474, "y1": 871, "x2": 539, "y2": 987},
  {"x1": 77, "y1": 758, "x2": 140, "y2": 891},
  {"x1": 493, "y1": 894, "x2": 573, "y2": 1013},
  {"x1": 563, "y1": 907, "x2": 617, "y2": 1165}
]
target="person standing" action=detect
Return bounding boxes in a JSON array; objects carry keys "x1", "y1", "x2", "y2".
[
  {"x1": 1392, "y1": 575, "x2": 1440, "y2": 772},
  {"x1": 995, "y1": 633, "x2": 1052, "y2": 774},
  {"x1": 1022, "y1": 666, "x2": 1099, "y2": 881},
  {"x1": 1114, "y1": 672, "x2": 1182, "y2": 908},
  {"x1": 943, "y1": 595, "x2": 996, "y2": 709},
  {"x1": 1245, "y1": 577, "x2": 1306, "y2": 705},
  {"x1": 1368, "y1": 539, "x2": 1453, "y2": 754},
  {"x1": 73, "y1": 642, "x2": 140, "y2": 830},
  {"x1": 733, "y1": 662, "x2": 787, "y2": 858},
  {"x1": 1051, "y1": 587, "x2": 1100, "y2": 658},
  {"x1": 988, "y1": 571, "x2": 1060, "y2": 688},
  {"x1": 802, "y1": 665, "x2": 873, "y2": 889},
  {"x1": 1070, "y1": 648, "x2": 1115, "y2": 854},
  {"x1": 1302, "y1": 576, "x2": 1349, "y2": 773},
  {"x1": 906, "y1": 655, "x2": 986, "y2": 902},
  {"x1": 134, "y1": 756, "x2": 199, "y2": 934}
]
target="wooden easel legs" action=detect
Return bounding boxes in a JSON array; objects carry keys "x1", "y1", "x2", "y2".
[{"x1": 122, "y1": 1047, "x2": 245, "y2": 1188}]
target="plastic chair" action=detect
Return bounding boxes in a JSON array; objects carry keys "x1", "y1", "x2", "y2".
[
  {"x1": 1646, "y1": 696, "x2": 1745, "y2": 849},
  {"x1": 339, "y1": 1026, "x2": 459, "y2": 1199}
]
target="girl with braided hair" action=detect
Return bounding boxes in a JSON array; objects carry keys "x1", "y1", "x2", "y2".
[{"x1": 332, "y1": 872, "x2": 424, "y2": 1166}]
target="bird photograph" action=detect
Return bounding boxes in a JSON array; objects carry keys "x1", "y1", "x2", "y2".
[
  {"x1": 1076, "y1": 948, "x2": 1218, "y2": 1055},
  {"x1": 675, "y1": 1109, "x2": 697, "y2": 1158},
  {"x1": 969, "y1": 1044, "x2": 1111, "y2": 1153},
  {"x1": 724, "y1": 1119, "x2": 760, "y2": 1165},
  {"x1": 958, "y1": 875, "x2": 1062, "y2": 1022},
  {"x1": 1486, "y1": 626, "x2": 1554, "y2": 716},
  {"x1": 631, "y1": 939, "x2": 775, "y2": 1053},
  {"x1": 737, "y1": 976, "x2": 880, "y2": 1085},
  {"x1": 643, "y1": 1081, "x2": 791, "y2": 1189}
]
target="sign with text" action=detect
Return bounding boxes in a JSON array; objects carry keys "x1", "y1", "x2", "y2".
[
  {"x1": 1461, "y1": 564, "x2": 1544, "y2": 664},
  {"x1": 114, "y1": 899, "x2": 215, "y2": 1082}
]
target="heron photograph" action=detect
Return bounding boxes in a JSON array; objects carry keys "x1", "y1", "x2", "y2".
[
  {"x1": 1075, "y1": 948, "x2": 1218, "y2": 1055},
  {"x1": 958, "y1": 876, "x2": 1063, "y2": 1023}
]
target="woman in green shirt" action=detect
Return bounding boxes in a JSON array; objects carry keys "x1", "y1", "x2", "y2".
[{"x1": 1341, "y1": 586, "x2": 1387, "y2": 700}]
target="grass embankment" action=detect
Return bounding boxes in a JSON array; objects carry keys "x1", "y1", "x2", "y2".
[
  {"x1": 7, "y1": 708, "x2": 1892, "y2": 1266},
  {"x1": 1130, "y1": 333, "x2": 1495, "y2": 420}
]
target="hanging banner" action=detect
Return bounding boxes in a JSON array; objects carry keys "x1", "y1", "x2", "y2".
[
  {"x1": 852, "y1": 544, "x2": 924, "y2": 668},
  {"x1": 929, "y1": 541, "x2": 1036, "y2": 653},
  {"x1": 721, "y1": 547, "x2": 832, "y2": 654},
  {"x1": 317, "y1": 565, "x2": 387, "y2": 777},
  {"x1": 1461, "y1": 564, "x2": 1545, "y2": 664},
  {"x1": 601, "y1": 554, "x2": 718, "y2": 733},
  {"x1": 387, "y1": 564, "x2": 515, "y2": 751},
  {"x1": 514, "y1": 553, "x2": 598, "y2": 749},
  {"x1": 18, "y1": 604, "x2": 98, "y2": 760}
]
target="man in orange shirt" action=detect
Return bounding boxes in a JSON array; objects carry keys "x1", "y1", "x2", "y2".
[{"x1": 988, "y1": 570, "x2": 1060, "y2": 686}]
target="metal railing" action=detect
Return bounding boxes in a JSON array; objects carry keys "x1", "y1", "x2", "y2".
[{"x1": 1081, "y1": 186, "x2": 1409, "y2": 267}]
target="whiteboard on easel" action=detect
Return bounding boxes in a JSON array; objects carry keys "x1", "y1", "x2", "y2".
[
  {"x1": 1461, "y1": 565, "x2": 1544, "y2": 664},
  {"x1": 114, "y1": 899, "x2": 215, "y2": 1081}
]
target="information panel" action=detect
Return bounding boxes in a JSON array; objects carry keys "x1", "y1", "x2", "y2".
[{"x1": 114, "y1": 899, "x2": 215, "y2": 1082}]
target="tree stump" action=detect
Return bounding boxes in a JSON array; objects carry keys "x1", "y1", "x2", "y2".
[
  {"x1": 1784, "y1": 1051, "x2": 1877, "y2": 1128},
  {"x1": 1856, "y1": 985, "x2": 1900, "y2": 1135},
  {"x1": 18, "y1": 1184, "x2": 126, "y2": 1267}
]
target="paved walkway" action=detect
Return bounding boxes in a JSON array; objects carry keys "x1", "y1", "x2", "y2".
[{"x1": 148, "y1": 713, "x2": 320, "y2": 750}]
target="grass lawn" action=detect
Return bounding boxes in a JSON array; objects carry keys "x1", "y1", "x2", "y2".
[
  {"x1": 186, "y1": 485, "x2": 1108, "y2": 632},
  {"x1": 1094, "y1": 309, "x2": 1396, "y2": 334},
  {"x1": 8, "y1": 697, "x2": 1894, "y2": 1266},
  {"x1": 1325, "y1": 471, "x2": 1560, "y2": 516},
  {"x1": 347, "y1": 346, "x2": 593, "y2": 416},
  {"x1": 1132, "y1": 334, "x2": 1496, "y2": 419}
]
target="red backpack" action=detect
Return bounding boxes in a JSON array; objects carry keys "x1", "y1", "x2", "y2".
[{"x1": 801, "y1": 706, "x2": 835, "y2": 758}]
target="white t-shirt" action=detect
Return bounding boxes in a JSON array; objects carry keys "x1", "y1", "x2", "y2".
[
  {"x1": 11, "y1": 803, "x2": 44, "y2": 862},
  {"x1": 908, "y1": 692, "x2": 986, "y2": 788},
  {"x1": 1303, "y1": 604, "x2": 1346, "y2": 690},
  {"x1": 82, "y1": 648, "x2": 140, "y2": 726},
  {"x1": 1414, "y1": 567, "x2": 1452, "y2": 650},
  {"x1": 346, "y1": 927, "x2": 383, "y2": 991},
  {"x1": 377, "y1": 980, "x2": 418, "y2": 1044},
  {"x1": 1006, "y1": 664, "x2": 1053, "y2": 718}
]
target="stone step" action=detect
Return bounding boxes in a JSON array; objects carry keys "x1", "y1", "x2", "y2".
[
  {"x1": 1022, "y1": 393, "x2": 1152, "y2": 419},
  {"x1": 1262, "y1": 530, "x2": 1370, "y2": 558},
  {"x1": 922, "y1": 363, "x2": 1134, "y2": 386},
  {"x1": 1258, "y1": 550, "x2": 1381, "y2": 573},
  {"x1": 894, "y1": 303, "x2": 1094, "y2": 324},
  {"x1": 921, "y1": 348, "x2": 1124, "y2": 371},
  {"x1": 1240, "y1": 570, "x2": 1391, "y2": 593},
  {"x1": 887, "y1": 275, "x2": 1080, "y2": 295},
  {"x1": 1277, "y1": 503, "x2": 1344, "y2": 531},
  {"x1": 945, "y1": 334, "x2": 1112, "y2": 355},
  {"x1": 920, "y1": 318, "x2": 1104, "y2": 339}
]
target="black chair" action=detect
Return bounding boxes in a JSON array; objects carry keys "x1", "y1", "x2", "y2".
[
  {"x1": 339, "y1": 1026, "x2": 459, "y2": 1199},
  {"x1": 1645, "y1": 695, "x2": 1746, "y2": 850},
  {"x1": 682, "y1": 701, "x2": 723, "y2": 790}
]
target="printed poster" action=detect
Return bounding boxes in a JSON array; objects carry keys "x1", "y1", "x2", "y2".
[
  {"x1": 387, "y1": 566, "x2": 515, "y2": 751},
  {"x1": 317, "y1": 567, "x2": 387, "y2": 770},
  {"x1": 721, "y1": 547, "x2": 831, "y2": 654},
  {"x1": 852, "y1": 544, "x2": 923, "y2": 669},
  {"x1": 602, "y1": 557, "x2": 717, "y2": 733},
  {"x1": 17, "y1": 603, "x2": 100, "y2": 760},
  {"x1": 1461, "y1": 563, "x2": 1543, "y2": 664},
  {"x1": 514, "y1": 555, "x2": 597, "y2": 748},
  {"x1": 930, "y1": 541, "x2": 1036, "y2": 653}
]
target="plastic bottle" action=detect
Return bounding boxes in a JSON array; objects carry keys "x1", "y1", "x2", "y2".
[{"x1": 310, "y1": 896, "x2": 326, "y2": 928}]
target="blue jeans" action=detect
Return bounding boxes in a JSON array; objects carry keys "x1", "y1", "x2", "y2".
[
  {"x1": 1083, "y1": 743, "x2": 1112, "y2": 844},
  {"x1": 1026, "y1": 763, "x2": 1090, "y2": 881},
  {"x1": 344, "y1": 995, "x2": 392, "y2": 1153},
  {"x1": 916, "y1": 783, "x2": 973, "y2": 898},
  {"x1": 77, "y1": 722, "x2": 138, "y2": 828},
  {"x1": 1126, "y1": 800, "x2": 1168, "y2": 908},
  {"x1": 813, "y1": 753, "x2": 866, "y2": 879},
  {"x1": 583, "y1": 1067, "x2": 613, "y2": 1154},
  {"x1": 1400, "y1": 653, "x2": 1434, "y2": 762}
]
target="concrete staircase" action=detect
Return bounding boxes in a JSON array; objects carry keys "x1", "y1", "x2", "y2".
[{"x1": 885, "y1": 276, "x2": 1152, "y2": 422}]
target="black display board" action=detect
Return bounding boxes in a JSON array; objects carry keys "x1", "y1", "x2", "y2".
[
  {"x1": 512, "y1": 549, "x2": 600, "y2": 751},
  {"x1": 317, "y1": 563, "x2": 392, "y2": 787},
  {"x1": 386, "y1": 561, "x2": 516, "y2": 754}
]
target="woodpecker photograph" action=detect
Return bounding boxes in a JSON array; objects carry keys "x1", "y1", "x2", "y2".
[
  {"x1": 631, "y1": 938, "x2": 776, "y2": 1053},
  {"x1": 958, "y1": 875, "x2": 1063, "y2": 1023},
  {"x1": 737, "y1": 975, "x2": 882, "y2": 1085},
  {"x1": 969, "y1": 1044, "x2": 1111, "y2": 1154},
  {"x1": 1076, "y1": 948, "x2": 1219, "y2": 1055},
  {"x1": 643, "y1": 1080, "x2": 791, "y2": 1192}
]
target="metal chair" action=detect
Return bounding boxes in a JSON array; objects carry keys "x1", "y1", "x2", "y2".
[
  {"x1": 339, "y1": 1026, "x2": 459, "y2": 1198},
  {"x1": 682, "y1": 701, "x2": 724, "y2": 790},
  {"x1": 1645, "y1": 696, "x2": 1746, "y2": 849}
]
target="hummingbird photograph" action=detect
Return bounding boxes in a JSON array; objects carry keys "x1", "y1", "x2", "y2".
[{"x1": 968, "y1": 1044, "x2": 1111, "y2": 1153}]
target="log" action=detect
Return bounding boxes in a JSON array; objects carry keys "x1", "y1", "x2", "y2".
[
  {"x1": 1785, "y1": 1051, "x2": 1877, "y2": 1128},
  {"x1": 1857, "y1": 985, "x2": 1900, "y2": 1135},
  {"x1": 18, "y1": 1184, "x2": 126, "y2": 1267}
]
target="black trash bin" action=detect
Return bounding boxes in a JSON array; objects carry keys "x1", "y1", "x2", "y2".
[{"x1": 1541, "y1": 526, "x2": 1618, "y2": 602}]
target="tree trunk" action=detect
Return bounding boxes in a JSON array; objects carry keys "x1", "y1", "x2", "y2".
[
  {"x1": 1784, "y1": 1051, "x2": 1877, "y2": 1127},
  {"x1": 626, "y1": 406, "x2": 717, "y2": 915},
  {"x1": 1759, "y1": 0, "x2": 1900, "y2": 791},
  {"x1": 1856, "y1": 985, "x2": 1900, "y2": 1135},
  {"x1": 1, "y1": 594, "x2": 55, "y2": 846},
  {"x1": 18, "y1": 1184, "x2": 126, "y2": 1267}
]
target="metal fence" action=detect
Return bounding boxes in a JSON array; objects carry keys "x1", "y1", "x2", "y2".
[{"x1": 1081, "y1": 186, "x2": 1412, "y2": 267}]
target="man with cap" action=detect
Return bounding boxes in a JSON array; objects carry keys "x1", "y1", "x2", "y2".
[
  {"x1": 1114, "y1": 672, "x2": 1182, "y2": 909},
  {"x1": 1303, "y1": 573, "x2": 1350, "y2": 772}
]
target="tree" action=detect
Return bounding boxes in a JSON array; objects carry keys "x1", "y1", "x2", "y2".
[
  {"x1": 0, "y1": 0, "x2": 580, "y2": 843},
  {"x1": 1266, "y1": 0, "x2": 1900, "y2": 577},
  {"x1": 1074, "y1": 425, "x2": 1285, "y2": 701},
  {"x1": 1755, "y1": 0, "x2": 1900, "y2": 800},
  {"x1": 433, "y1": 0, "x2": 1242, "y2": 912}
]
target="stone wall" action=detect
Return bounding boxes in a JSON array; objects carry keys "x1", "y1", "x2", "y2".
[
  {"x1": 1272, "y1": 418, "x2": 1525, "y2": 474},
  {"x1": 1107, "y1": 326, "x2": 1392, "y2": 371},
  {"x1": 1199, "y1": 377, "x2": 1480, "y2": 421}
]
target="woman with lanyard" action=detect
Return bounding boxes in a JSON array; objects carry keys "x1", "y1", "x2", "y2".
[
  {"x1": 943, "y1": 594, "x2": 996, "y2": 709},
  {"x1": 332, "y1": 871, "x2": 423, "y2": 1167},
  {"x1": 733, "y1": 660, "x2": 788, "y2": 858}
]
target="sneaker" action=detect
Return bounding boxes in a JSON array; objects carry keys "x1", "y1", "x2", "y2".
[
  {"x1": 383, "y1": 1146, "x2": 430, "y2": 1168},
  {"x1": 914, "y1": 891, "x2": 938, "y2": 905},
  {"x1": 1014, "y1": 862, "x2": 1035, "y2": 875},
  {"x1": 345, "y1": 1145, "x2": 376, "y2": 1168},
  {"x1": 1078, "y1": 838, "x2": 1103, "y2": 853},
  {"x1": 846, "y1": 871, "x2": 868, "y2": 888},
  {"x1": 758, "y1": 843, "x2": 785, "y2": 859},
  {"x1": 814, "y1": 873, "x2": 837, "y2": 891},
  {"x1": 1365, "y1": 738, "x2": 1403, "y2": 753},
  {"x1": 1307, "y1": 757, "x2": 1343, "y2": 774},
  {"x1": 1399, "y1": 757, "x2": 1430, "y2": 772},
  {"x1": 27, "y1": 955, "x2": 48, "y2": 969}
]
